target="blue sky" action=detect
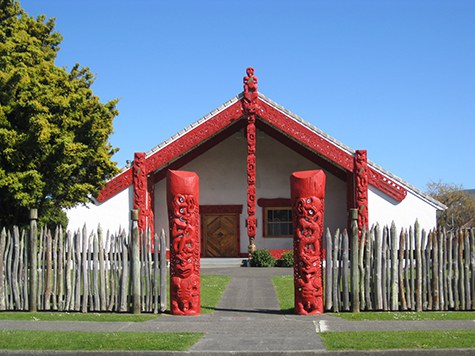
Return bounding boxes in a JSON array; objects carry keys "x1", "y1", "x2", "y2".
[{"x1": 21, "y1": 0, "x2": 474, "y2": 191}]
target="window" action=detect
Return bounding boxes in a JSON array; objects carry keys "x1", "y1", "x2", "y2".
[{"x1": 264, "y1": 207, "x2": 293, "y2": 237}]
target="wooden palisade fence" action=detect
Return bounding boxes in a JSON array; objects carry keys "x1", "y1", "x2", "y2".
[
  {"x1": 324, "y1": 213, "x2": 475, "y2": 312},
  {"x1": 1, "y1": 209, "x2": 474, "y2": 313},
  {"x1": 0, "y1": 209, "x2": 167, "y2": 313}
]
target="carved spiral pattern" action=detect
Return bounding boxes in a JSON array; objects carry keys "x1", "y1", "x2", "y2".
[
  {"x1": 133, "y1": 152, "x2": 148, "y2": 232},
  {"x1": 293, "y1": 195, "x2": 325, "y2": 315},
  {"x1": 169, "y1": 193, "x2": 200, "y2": 315},
  {"x1": 355, "y1": 150, "x2": 369, "y2": 236}
]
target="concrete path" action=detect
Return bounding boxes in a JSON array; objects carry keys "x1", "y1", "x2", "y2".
[
  {"x1": 1, "y1": 266, "x2": 475, "y2": 355},
  {"x1": 189, "y1": 267, "x2": 325, "y2": 352}
]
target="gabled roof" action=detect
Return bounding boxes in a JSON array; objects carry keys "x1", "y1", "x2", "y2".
[{"x1": 96, "y1": 92, "x2": 445, "y2": 210}]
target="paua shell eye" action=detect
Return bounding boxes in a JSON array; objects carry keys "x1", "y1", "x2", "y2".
[{"x1": 306, "y1": 198, "x2": 312, "y2": 203}]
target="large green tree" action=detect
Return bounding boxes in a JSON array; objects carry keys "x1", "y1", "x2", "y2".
[
  {"x1": 0, "y1": 0, "x2": 119, "y2": 227},
  {"x1": 426, "y1": 181, "x2": 475, "y2": 230}
]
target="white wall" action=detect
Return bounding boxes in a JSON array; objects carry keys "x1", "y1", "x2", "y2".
[
  {"x1": 154, "y1": 128, "x2": 347, "y2": 254},
  {"x1": 66, "y1": 186, "x2": 133, "y2": 235},
  {"x1": 68, "y1": 129, "x2": 439, "y2": 254},
  {"x1": 368, "y1": 186, "x2": 438, "y2": 232}
]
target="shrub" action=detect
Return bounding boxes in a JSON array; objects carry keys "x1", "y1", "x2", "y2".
[
  {"x1": 277, "y1": 251, "x2": 294, "y2": 267},
  {"x1": 251, "y1": 249, "x2": 276, "y2": 267}
]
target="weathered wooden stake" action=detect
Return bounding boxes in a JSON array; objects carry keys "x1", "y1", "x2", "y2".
[
  {"x1": 399, "y1": 229, "x2": 407, "y2": 310},
  {"x1": 350, "y1": 209, "x2": 360, "y2": 312},
  {"x1": 463, "y1": 229, "x2": 471, "y2": 310},
  {"x1": 153, "y1": 231, "x2": 159, "y2": 314},
  {"x1": 332, "y1": 229, "x2": 340, "y2": 312},
  {"x1": 342, "y1": 229, "x2": 350, "y2": 311},
  {"x1": 159, "y1": 229, "x2": 167, "y2": 313},
  {"x1": 131, "y1": 210, "x2": 141, "y2": 314},
  {"x1": 458, "y1": 230, "x2": 466, "y2": 310},
  {"x1": 359, "y1": 228, "x2": 366, "y2": 311},
  {"x1": 325, "y1": 228, "x2": 332, "y2": 311},
  {"x1": 390, "y1": 222, "x2": 398, "y2": 311},
  {"x1": 374, "y1": 223, "x2": 383, "y2": 310},
  {"x1": 470, "y1": 228, "x2": 475, "y2": 310},
  {"x1": 438, "y1": 228, "x2": 445, "y2": 310},
  {"x1": 364, "y1": 227, "x2": 372, "y2": 310},
  {"x1": 415, "y1": 220, "x2": 422, "y2": 311},
  {"x1": 29, "y1": 209, "x2": 38, "y2": 312}
]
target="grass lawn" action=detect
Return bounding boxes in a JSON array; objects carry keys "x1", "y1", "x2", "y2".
[
  {"x1": 272, "y1": 275, "x2": 294, "y2": 313},
  {"x1": 321, "y1": 330, "x2": 475, "y2": 350},
  {"x1": 0, "y1": 274, "x2": 230, "y2": 321},
  {"x1": 0, "y1": 330, "x2": 203, "y2": 351},
  {"x1": 272, "y1": 275, "x2": 475, "y2": 321},
  {"x1": 335, "y1": 311, "x2": 475, "y2": 321},
  {"x1": 0, "y1": 312, "x2": 156, "y2": 322},
  {"x1": 201, "y1": 275, "x2": 231, "y2": 313}
]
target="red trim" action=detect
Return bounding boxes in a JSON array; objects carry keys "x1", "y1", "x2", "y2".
[
  {"x1": 147, "y1": 101, "x2": 244, "y2": 175},
  {"x1": 368, "y1": 167, "x2": 407, "y2": 202},
  {"x1": 150, "y1": 119, "x2": 247, "y2": 184},
  {"x1": 97, "y1": 90, "x2": 407, "y2": 204},
  {"x1": 133, "y1": 152, "x2": 147, "y2": 232},
  {"x1": 258, "y1": 99, "x2": 354, "y2": 172},
  {"x1": 355, "y1": 150, "x2": 369, "y2": 234},
  {"x1": 256, "y1": 121, "x2": 347, "y2": 181},
  {"x1": 96, "y1": 168, "x2": 132, "y2": 202},
  {"x1": 257, "y1": 198, "x2": 291, "y2": 207}
]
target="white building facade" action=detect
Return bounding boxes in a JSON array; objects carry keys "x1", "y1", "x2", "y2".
[{"x1": 67, "y1": 90, "x2": 445, "y2": 258}]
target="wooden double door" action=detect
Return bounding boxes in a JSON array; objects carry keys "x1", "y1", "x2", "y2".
[{"x1": 202, "y1": 213, "x2": 239, "y2": 257}]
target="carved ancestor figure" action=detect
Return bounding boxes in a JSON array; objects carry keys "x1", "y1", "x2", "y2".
[
  {"x1": 243, "y1": 67, "x2": 259, "y2": 113},
  {"x1": 167, "y1": 170, "x2": 200, "y2": 315},
  {"x1": 291, "y1": 170, "x2": 326, "y2": 315},
  {"x1": 355, "y1": 150, "x2": 368, "y2": 237}
]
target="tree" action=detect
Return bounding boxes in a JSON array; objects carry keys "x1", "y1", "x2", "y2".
[
  {"x1": 0, "y1": 0, "x2": 120, "y2": 227},
  {"x1": 426, "y1": 181, "x2": 475, "y2": 230}
]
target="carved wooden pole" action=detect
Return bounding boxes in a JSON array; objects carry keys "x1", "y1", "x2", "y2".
[
  {"x1": 167, "y1": 170, "x2": 200, "y2": 315},
  {"x1": 291, "y1": 170, "x2": 326, "y2": 315},
  {"x1": 133, "y1": 152, "x2": 148, "y2": 233},
  {"x1": 242, "y1": 67, "x2": 259, "y2": 259},
  {"x1": 29, "y1": 208, "x2": 38, "y2": 312},
  {"x1": 354, "y1": 150, "x2": 368, "y2": 239}
]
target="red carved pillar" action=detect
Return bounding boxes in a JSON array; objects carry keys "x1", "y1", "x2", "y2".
[
  {"x1": 242, "y1": 67, "x2": 259, "y2": 257},
  {"x1": 167, "y1": 170, "x2": 200, "y2": 315},
  {"x1": 354, "y1": 150, "x2": 369, "y2": 238},
  {"x1": 133, "y1": 152, "x2": 148, "y2": 233},
  {"x1": 291, "y1": 170, "x2": 326, "y2": 315}
]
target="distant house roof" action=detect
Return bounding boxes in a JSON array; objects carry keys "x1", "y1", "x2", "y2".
[
  {"x1": 464, "y1": 189, "x2": 475, "y2": 197},
  {"x1": 96, "y1": 92, "x2": 445, "y2": 211}
]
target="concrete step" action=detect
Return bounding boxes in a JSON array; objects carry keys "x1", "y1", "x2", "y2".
[{"x1": 200, "y1": 258, "x2": 247, "y2": 268}]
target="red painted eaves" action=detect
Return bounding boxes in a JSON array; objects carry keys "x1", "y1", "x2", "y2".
[
  {"x1": 96, "y1": 93, "x2": 407, "y2": 203},
  {"x1": 96, "y1": 99, "x2": 244, "y2": 202},
  {"x1": 145, "y1": 100, "x2": 244, "y2": 175}
]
